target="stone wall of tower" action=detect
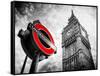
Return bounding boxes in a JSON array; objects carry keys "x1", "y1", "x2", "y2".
[
  {"x1": 75, "y1": 36, "x2": 95, "y2": 70},
  {"x1": 62, "y1": 10, "x2": 95, "y2": 71}
]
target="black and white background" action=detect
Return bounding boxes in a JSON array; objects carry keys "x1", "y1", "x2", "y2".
[{"x1": 15, "y1": 2, "x2": 97, "y2": 74}]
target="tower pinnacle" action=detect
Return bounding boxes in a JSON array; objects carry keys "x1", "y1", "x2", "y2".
[{"x1": 71, "y1": 10, "x2": 74, "y2": 17}]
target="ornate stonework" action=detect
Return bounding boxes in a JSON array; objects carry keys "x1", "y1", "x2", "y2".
[{"x1": 62, "y1": 10, "x2": 95, "y2": 71}]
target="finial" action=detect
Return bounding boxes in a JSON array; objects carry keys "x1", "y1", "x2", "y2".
[
  {"x1": 71, "y1": 10, "x2": 74, "y2": 16},
  {"x1": 68, "y1": 10, "x2": 75, "y2": 21}
]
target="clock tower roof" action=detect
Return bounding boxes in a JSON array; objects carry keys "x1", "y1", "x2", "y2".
[
  {"x1": 68, "y1": 10, "x2": 76, "y2": 21},
  {"x1": 71, "y1": 10, "x2": 74, "y2": 17}
]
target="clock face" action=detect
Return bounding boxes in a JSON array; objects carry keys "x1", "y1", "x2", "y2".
[{"x1": 67, "y1": 28, "x2": 73, "y2": 36}]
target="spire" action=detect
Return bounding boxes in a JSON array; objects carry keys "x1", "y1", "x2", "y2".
[
  {"x1": 71, "y1": 10, "x2": 74, "y2": 17},
  {"x1": 68, "y1": 10, "x2": 75, "y2": 21}
]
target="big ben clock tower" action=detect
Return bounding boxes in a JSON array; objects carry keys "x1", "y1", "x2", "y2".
[{"x1": 62, "y1": 10, "x2": 95, "y2": 71}]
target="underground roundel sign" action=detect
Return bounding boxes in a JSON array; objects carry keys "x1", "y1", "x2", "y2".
[{"x1": 32, "y1": 21, "x2": 56, "y2": 56}]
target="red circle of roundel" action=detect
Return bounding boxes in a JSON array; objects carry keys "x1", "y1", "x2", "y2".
[{"x1": 32, "y1": 23, "x2": 55, "y2": 55}]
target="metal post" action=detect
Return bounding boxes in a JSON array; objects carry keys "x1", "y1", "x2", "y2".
[
  {"x1": 20, "y1": 55, "x2": 28, "y2": 74},
  {"x1": 29, "y1": 52, "x2": 40, "y2": 73}
]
